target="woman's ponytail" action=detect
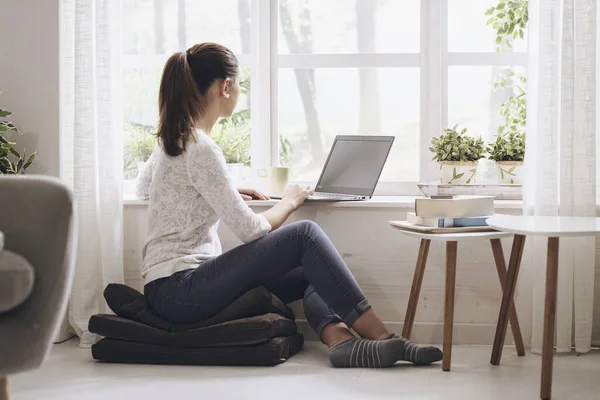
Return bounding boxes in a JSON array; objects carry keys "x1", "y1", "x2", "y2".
[{"x1": 157, "y1": 52, "x2": 202, "y2": 157}]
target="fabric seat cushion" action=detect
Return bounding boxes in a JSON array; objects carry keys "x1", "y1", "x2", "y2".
[
  {"x1": 103, "y1": 284, "x2": 295, "y2": 331},
  {"x1": 92, "y1": 334, "x2": 304, "y2": 367},
  {"x1": 89, "y1": 312, "x2": 297, "y2": 348},
  {"x1": 0, "y1": 249, "x2": 35, "y2": 314}
]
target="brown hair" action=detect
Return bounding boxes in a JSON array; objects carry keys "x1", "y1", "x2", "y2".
[{"x1": 157, "y1": 43, "x2": 239, "y2": 157}]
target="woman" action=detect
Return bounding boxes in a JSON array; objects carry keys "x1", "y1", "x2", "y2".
[{"x1": 138, "y1": 42, "x2": 442, "y2": 368}]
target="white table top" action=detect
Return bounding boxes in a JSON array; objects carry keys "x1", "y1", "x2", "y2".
[
  {"x1": 389, "y1": 222, "x2": 513, "y2": 241},
  {"x1": 487, "y1": 215, "x2": 600, "y2": 237}
]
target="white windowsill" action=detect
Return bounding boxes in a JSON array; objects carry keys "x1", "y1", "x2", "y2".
[{"x1": 123, "y1": 195, "x2": 525, "y2": 210}]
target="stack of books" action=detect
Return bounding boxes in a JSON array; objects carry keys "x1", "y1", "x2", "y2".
[{"x1": 392, "y1": 195, "x2": 496, "y2": 233}]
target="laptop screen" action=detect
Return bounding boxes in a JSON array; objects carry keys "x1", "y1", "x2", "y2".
[{"x1": 315, "y1": 136, "x2": 395, "y2": 196}]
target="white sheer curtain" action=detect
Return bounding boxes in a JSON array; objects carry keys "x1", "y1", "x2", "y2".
[
  {"x1": 61, "y1": 0, "x2": 124, "y2": 347},
  {"x1": 524, "y1": 0, "x2": 597, "y2": 354}
]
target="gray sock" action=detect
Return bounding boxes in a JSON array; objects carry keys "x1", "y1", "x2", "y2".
[
  {"x1": 389, "y1": 333, "x2": 443, "y2": 365},
  {"x1": 329, "y1": 337, "x2": 405, "y2": 368}
]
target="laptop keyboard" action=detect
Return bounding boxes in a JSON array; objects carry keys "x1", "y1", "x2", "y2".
[{"x1": 311, "y1": 192, "x2": 350, "y2": 198}]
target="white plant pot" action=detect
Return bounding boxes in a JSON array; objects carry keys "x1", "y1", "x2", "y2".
[
  {"x1": 439, "y1": 161, "x2": 479, "y2": 184},
  {"x1": 496, "y1": 161, "x2": 524, "y2": 184}
]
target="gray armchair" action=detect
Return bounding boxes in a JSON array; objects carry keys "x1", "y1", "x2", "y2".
[{"x1": 0, "y1": 176, "x2": 75, "y2": 400}]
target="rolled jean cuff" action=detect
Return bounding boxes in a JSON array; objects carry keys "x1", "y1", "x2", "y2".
[
  {"x1": 315, "y1": 314, "x2": 345, "y2": 339},
  {"x1": 341, "y1": 299, "x2": 371, "y2": 328}
]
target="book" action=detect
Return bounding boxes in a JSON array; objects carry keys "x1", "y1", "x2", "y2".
[
  {"x1": 414, "y1": 195, "x2": 495, "y2": 218},
  {"x1": 407, "y1": 212, "x2": 491, "y2": 228},
  {"x1": 389, "y1": 221, "x2": 496, "y2": 234}
]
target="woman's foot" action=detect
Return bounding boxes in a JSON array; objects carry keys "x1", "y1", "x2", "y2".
[
  {"x1": 389, "y1": 333, "x2": 443, "y2": 365},
  {"x1": 329, "y1": 337, "x2": 405, "y2": 368}
]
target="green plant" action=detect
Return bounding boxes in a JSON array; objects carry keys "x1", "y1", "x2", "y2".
[
  {"x1": 279, "y1": 136, "x2": 293, "y2": 166},
  {"x1": 0, "y1": 107, "x2": 35, "y2": 174},
  {"x1": 487, "y1": 130, "x2": 525, "y2": 183},
  {"x1": 487, "y1": 130, "x2": 525, "y2": 161},
  {"x1": 497, "y1": 74, "x2": 527, "y2": 135},
  {"x1": 487, "y1": 1, "x2": 528, "y2": 150},
  {"x1": 485, "y1": 0, "x2": 528, "y2": 52},
  {"x1": 212, "y1": 114, "x2": 252, "y2": 165},
  {"x1": 429, "y1": 125, "x2": 485, "y2": 184},
  {"x1": 124, "y1": 122, "x2": 156, "y2": 162},
  {"x1": 429, "y1": 125, "x2": 485, "y2": 163},
  {"x1": 123, "y1": 122, "x2": 157, "y2": 179}
]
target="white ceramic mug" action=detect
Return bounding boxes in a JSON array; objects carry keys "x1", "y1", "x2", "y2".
[{"x1": 257, "y1": 166, "x2": 290, "y2": 194}]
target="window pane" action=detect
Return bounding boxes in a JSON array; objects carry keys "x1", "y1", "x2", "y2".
[
  {"x1": 278, "y1": 68, "x2": 420, "y2": 182},
  {"x1": 123, "y1": 0, "x2": 249, "y2": 56},
  {"x1": 278, "y1": 0, "x2": 420, "y2": 54},
  {"x1": 448, "y1": 66, "x2": 527, "y2": 144},
  {"x1": 448, "y1": 0, "x2": 527, "y2": 52}
]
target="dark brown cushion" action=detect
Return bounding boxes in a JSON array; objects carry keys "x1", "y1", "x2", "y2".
[
  {"x1": 103, "y1": 284, "x2": 294, "y2": 331},
  {"x1": 89, "y1": 313, "x2": 297, "y2": 348},
  {"x1": 92, "y1": 334, "x2": 304, "y2": 367}
]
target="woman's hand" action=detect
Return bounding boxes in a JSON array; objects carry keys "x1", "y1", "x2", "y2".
[
  {"x1": 261, "y1": 184, "x2": 313, "y2": 231},
  {"x1": 282, "y1": 184, "x2": 313, "y2": 210},
  {"x1": 238, "y1": 188, "x2": 270, "y2": 201}
]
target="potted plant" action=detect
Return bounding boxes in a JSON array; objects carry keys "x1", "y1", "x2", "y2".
[
  {"x1": 487, "y1": 130, "x2": 525, "y2": 184},
  {"x1": 0, "y1": 106, "x2": 35, "y2": 174},
  {"x1": 124, "y1": 122, "x2": 157, "y2": 179},
  {"x1": 429, "y1": 125, "x2": 485, "y2": 184}
]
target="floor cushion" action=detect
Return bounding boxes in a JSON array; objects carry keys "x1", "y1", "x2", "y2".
[
  {"x1": 104, "y1": 284, "x2": 295, "y2": 331},
  {"x1": 89, "y1": 312, "x2": 297, "y2": 348},
  {"x1": 92, "y1": 334, "x2": 304, "y2": 367}
]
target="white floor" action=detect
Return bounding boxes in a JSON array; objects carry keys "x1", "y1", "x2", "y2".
[{"x1": 8, "y1": 340, "x2": 600, "y2": 400}]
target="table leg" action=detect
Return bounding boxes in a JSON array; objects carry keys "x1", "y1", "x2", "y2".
[
  {"x1": 490, "y1": 238, "x2": 526, "y2": 357},
  {"x1": 443, "y1": 241, "x2": 458, "y2": 372},
  {"x1": 491, "y1": 234, "x2": 526, "y2": 365},
  {"x1": 402, "y1": 239, "x2": 431, "y2": 339},
  {"x1": 541, "y1": 237, "x2": 559, "y2": 400}
]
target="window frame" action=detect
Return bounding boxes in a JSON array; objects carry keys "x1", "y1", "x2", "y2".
[
  {"x1": 249, "y1": 0, "x2": 528, "y2": 195},
  {"x1": 123, "y1": 0, "x2": 528, "y2": 196}
]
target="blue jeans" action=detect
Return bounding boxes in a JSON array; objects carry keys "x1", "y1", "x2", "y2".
[{"x1": 144, "y1": 220, "x2": 371, "y2": 338}]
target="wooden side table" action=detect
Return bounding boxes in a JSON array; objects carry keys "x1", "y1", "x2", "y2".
[
  {"x1": 487, "y1": 215, "x2": 600, "y2": 400},
  {"x1": 389, "y1": 222, "x2": 525, "y2": 371}
]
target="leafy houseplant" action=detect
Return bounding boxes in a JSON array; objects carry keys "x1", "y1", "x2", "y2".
[
  {"x1": 484, "y1": 1, "x2": 528, "y2": 186},
  {"x1": 429, "y1": 125, "x2": 485, "y2": 184},
  {"x1": 485, "y1": 0, "x2": 528, "y2": 52},
  {"x1": 0, "y1": 107, "x2": 35, "y2": 175},
  {"x1": 212, "y1": 112, "x2": 251, "y2": 166},
  {"x1": 124, "y1": 122, "x2": 157, "y2": 180},
  {"x1": 487, "y1": 130, "x2": 525, "y2": 184}
]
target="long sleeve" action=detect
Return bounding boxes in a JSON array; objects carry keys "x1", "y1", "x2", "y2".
[
  {"x1": 135, "y1": 145, "x2": 159, "y2": 199},
  {"x1": 185, "y1": 137, "x2": 271, "y2": 243}
]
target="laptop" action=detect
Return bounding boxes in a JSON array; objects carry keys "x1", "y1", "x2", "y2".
[{"x1": 272, "y1": 135, "x2": 395, "y2": 202}]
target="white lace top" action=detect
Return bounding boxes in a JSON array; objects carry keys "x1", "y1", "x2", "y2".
[{"x1": 136, "y1": 131, "x2": 271, "y2": 285}]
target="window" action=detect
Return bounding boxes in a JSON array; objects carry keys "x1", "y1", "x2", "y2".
[{"x1": 122, "y1": 0, "x2": 528, "y2": 195}]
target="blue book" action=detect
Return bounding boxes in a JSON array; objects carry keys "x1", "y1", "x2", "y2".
[{"x1": 407, "y1": 212, "x2": 490, "y2": 228}]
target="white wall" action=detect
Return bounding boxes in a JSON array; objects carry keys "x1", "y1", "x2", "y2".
[
  {"x1": 0, "y1": 0, "x2": 69, "y2": 341},
  {"x1": 0, "y1": 0, "x2": 61, "y2": 177}
]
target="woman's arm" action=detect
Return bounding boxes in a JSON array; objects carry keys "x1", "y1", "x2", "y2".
[
  {"x1": 260, "y1": 185, "x2": 312, "y2": 230},
  {"x1": 135, "y1": 145, "x2": 159, "y2": 199},
  {"x1": 186, "y1": 138, "x2": 272, "y2": 243}
]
